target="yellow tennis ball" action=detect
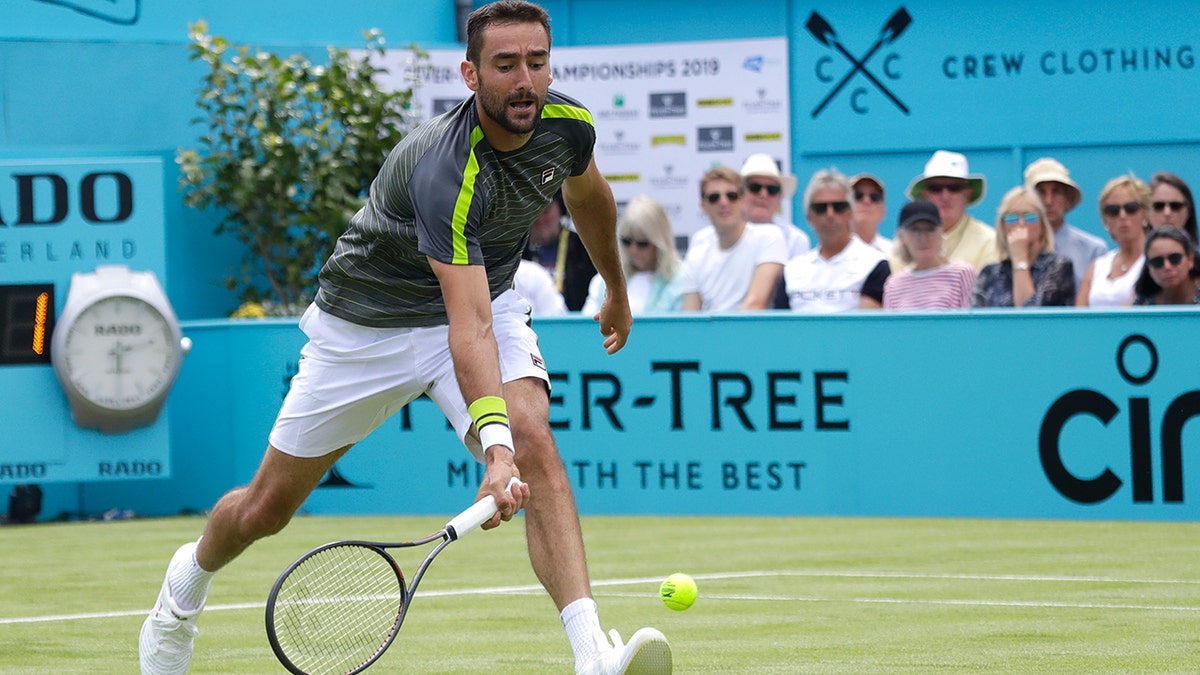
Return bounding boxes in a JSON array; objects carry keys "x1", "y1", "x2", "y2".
[{"x1": 659, "y1": 573, "x2": 697, "y2": 611}]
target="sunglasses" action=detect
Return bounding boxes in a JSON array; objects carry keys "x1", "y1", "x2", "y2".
[
  {"x1": 924, "y1": 182, "x2": 967, "y2": 194},
  {"x1": 619, "y1": 237, "x2": 653, "y2": 250},
  {"x1": 704, "y1": 191, "x2": 740, "y2": 204},
  {"x1": 854, "y1": 191, "x2": 884, "y2": 203},
  {"x1": 1102, "y1": 201, "x2": 1142, "y2": 217},
  {"x1": 1147, "y1": 252, "x2": 1186, "y2": 269},
  {"x1": 746, "y1": 181, "x2": 782, "y2": 197},
  {"x1": 1002, "y1": 211, "x2": 1040, "y2": 225},
  {"x1": 810, "y1": 201, "x2": 851, "y2": 215},
  {"x1": 1152, "y1": 200, "x2": 1188, "y2": 212}
]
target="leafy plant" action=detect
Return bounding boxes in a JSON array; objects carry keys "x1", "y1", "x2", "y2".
[{"x1": 177, "y1": 21, "x2": 425, "y2": 313}]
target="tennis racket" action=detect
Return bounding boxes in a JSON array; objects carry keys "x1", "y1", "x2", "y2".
[{"x1": 265, "y1": 479, "x2": 522, "y2": 675}]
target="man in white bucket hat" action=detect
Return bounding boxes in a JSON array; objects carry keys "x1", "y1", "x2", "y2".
[
  {"x1": 1023, "y1": 157, "x2": 1106, "y2": 287},
  {"x1": 905, "y1": 150, "x2": 998, "y2": 270},
  {"x1": 739, "y1": 153, "x2": 811, "y2": 259}
]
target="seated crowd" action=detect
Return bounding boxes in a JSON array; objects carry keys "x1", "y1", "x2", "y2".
[{"x1": 516, "y1": 151, "x2": 1200, "y2": 315}]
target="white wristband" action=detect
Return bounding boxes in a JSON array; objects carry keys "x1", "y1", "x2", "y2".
[{"x1": 479, "y1": 423, "x2": 515, "y2": 455}]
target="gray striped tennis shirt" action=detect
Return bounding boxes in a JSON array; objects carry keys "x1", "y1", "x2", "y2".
[{"x1": 315, "y1": 90, "x2": 595, "y2": 327}]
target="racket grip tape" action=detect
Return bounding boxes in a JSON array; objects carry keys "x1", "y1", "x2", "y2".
[{"x1": 446, "y1": 477, "x2": 522, "y2": 540}]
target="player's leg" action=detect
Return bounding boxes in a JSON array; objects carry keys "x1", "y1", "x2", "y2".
[
  {"x1": 505, "y1": 376, "x2": 589, "y2": 608},
  {"x1": 506, "y1": 378, "x2": 671, "y2": 675},
  {"x1": 197, "y1": 444, "x2": 350, "y2": 571},
  {"x1": 140, "y1": 304, "x2": 424, "y2": 675}
]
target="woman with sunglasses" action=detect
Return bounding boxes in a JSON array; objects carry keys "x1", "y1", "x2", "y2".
[
  {"x1": 972, "y1": 186, "x2": 1075, "y2": 307},
  {"x1": 1147, "y1": 171, "x2": 1199, "y2": 244},
  {"x1": 581, "y1": 195, "x2": 687, "y2": 314},
  {"x1": 1132, "y1": 227, "x2": 1200, "y2": 305},
  {"x1": 1076, "y1": 173, "x2": 1150, "y2": 307}
]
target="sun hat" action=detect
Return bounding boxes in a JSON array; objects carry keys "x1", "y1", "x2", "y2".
[
  {"x1": 739, "y1": 153, "x2": 798, "y2": 198},
  {"x1": 897, "y1": 199, "x2": 942, "y2": 229},
  {"x1": 905, "y1": 150, "x2": 986, "y2": 206},
  {"x1": 1023, "y1": 157, "x2": 1082, "y2": 211}
]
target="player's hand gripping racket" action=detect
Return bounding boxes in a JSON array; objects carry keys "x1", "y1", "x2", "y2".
[{"x1": 265, "y1": 478, "x2": 523, "y2": 675}]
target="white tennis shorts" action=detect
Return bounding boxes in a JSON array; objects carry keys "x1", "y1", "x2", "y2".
[{"x1": 269, "y1": 289, "x2": 548, "y2": 462}]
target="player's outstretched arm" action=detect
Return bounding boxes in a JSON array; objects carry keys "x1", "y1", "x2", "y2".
[
  {"x1": 563, "y1": 158, "x2": 632, "y2": 354},
  {"x1": 428, "y1": 257, "x2": 524, "y2": 525}
]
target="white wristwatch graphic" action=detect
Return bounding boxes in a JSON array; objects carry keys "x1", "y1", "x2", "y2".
[{"x1": 51, "y1": 265, "x2": 190, "y2": 433}]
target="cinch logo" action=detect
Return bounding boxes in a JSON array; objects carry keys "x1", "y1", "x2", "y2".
[
  {"x1": 696, "y1": 126, "x2": 734, "y2": 153},
  {"x1": 807, "y1": 7, "x2": 912, "y2": 117},
  {"x1": 1040, "y1": 335, "x2": 1200, "y2": 505},
  {"x1": 649, "y1": 92, "x2": 687, "y2": 118}
]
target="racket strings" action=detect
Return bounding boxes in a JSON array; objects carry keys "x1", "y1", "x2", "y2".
[{"x1": 271, "y1": 545, "x2": 405, "y2": 675}]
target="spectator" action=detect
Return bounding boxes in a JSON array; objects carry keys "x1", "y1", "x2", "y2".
[
  {"x1": 582, "y1": 195, "x2": 686, "y2": 314},
  {"x1": 972, "y1": 186, "x2": 1075, "y2": 307},
  {"x1": 739, "y1": 153, "x2": 812, "y2": 258},
  {"x1": 524, "y1": 190, "x2": 596, "y2": 311},
  {"x1": 1147, "y1": 171, "x2": 1199, "y2": 244},
  {"x1": 882, "y1": 199, "x2": 976, "y2": 310},
  {"x1": 1077, "y1": 173, "x2": 1150, "y2": 307},
  {"x1": 783, "y1": 168, "x2": 890, "y2": 312},
  {"x1": 514, "y1": 260, "x2": 568, "y2": 316},
  {"x1": 680, "y1": 167, "x2": 786, "y2": 311},
  {"x1": 851, "y1": 173, "x2": 892, "y2": 255},
  {"x1": 1023, "y1": 157, "x2": 1107, "y2": 288},
  {"x1": 905, "y1": 150, "x2": 999, "y2": 270},
  {"x1": 1133, "y1": 227, "x2": 1199, "y2": 305}
]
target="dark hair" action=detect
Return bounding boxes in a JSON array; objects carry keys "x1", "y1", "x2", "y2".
[
  {"x1": 1150, "y1": 171, "x2": 1199, "y2": 244},
  {"x1": 466, "y1": 0, "x2": 552, "y2": 64},
  {"x1": 1134, "y1": 226, "x2": 1198, "y2": 298}
]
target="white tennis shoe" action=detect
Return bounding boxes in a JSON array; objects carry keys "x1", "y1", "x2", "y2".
[
  {"x1": 579, "y1": 627, "x2": 672, "y2": 675},
  {"x1": 138, "y1": 543, "x2": 205, "y2": 675}
]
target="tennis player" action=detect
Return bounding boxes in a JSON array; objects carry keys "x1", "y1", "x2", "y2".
[{"x1": 138, "y1": 1, "x2": 671, "y2": 673}]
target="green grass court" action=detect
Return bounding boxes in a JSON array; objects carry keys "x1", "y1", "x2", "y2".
[{"x1": 2, "y1": 514, "x2": 1198, "y2": 673}]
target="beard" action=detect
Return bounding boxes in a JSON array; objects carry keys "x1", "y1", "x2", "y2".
[{"x1": 478, "y1": 83, "x2": 543, "y2": 136}]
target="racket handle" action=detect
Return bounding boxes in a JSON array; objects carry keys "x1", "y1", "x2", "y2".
[{"x1": 446, "y1": 477, "x2": 522, "y2": 541}]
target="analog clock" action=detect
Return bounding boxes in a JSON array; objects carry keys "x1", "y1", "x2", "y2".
[{"x1": 51, "y1": 266, "x2": 187, "y2": 433}]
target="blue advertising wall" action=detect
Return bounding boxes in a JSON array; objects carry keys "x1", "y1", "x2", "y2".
[
  {"x1": 65, "y1": 310, "x2": 1200, "y2": 521},
  {"x1": 3, "y1": 1, "x2": 1200, "y2": 520}
]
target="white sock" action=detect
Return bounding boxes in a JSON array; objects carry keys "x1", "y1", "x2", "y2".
[
  {"x1": 167, "y1": 540, "x2": 215, "y2": 612},
  {"x1": 561, "y1": 597, "x2": 608, "y2": 671}
]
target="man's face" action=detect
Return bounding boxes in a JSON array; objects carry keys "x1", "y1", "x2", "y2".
[
  {"x1": 743, "y1": 176, "x2": 783, "y2": 224},
  {"x1": 806, "y1": 186, "x2": 854, "y2": 246},
  {"x1": 920, "y1": 178, "x2": 970, "y2": 227},
  {"x1": 852, "y1": 180, "x2": 886, "y2": 231},
  {"x1": 1035, "y1": 181, "x2": 1070, "y2": 230},
  {"x1": 463, "y1": 21, "x2": 552, "y2": 139},
  {"x1": 700, "y1": 177, "x2": 745, "y2": 231}
]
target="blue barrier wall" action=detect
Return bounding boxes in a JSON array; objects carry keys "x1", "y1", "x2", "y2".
[{"x1": 62, "y1": 311, "x2": 1200, "y2": 521}]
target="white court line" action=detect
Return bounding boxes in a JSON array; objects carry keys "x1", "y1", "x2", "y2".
[{"x1": 4, "y1": 569, "x2": 1198, "y2": 625}]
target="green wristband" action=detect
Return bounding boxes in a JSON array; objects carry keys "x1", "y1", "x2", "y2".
[{"x1": 468, "y1": 395, "x2": 509, "y2": 430}]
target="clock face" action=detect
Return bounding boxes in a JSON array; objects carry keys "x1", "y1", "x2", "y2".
[{"x1": 59, "y1": 295, "x2": 180, "y2": 411}]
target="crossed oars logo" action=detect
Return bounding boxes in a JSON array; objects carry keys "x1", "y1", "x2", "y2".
[{"x1": 807, "y1": 7, "x2": 913, "y2": 118}]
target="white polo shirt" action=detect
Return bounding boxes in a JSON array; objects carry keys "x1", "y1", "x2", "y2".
[{"x1": 784, "y1": 235, "x2": 890, "y2": 312}]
